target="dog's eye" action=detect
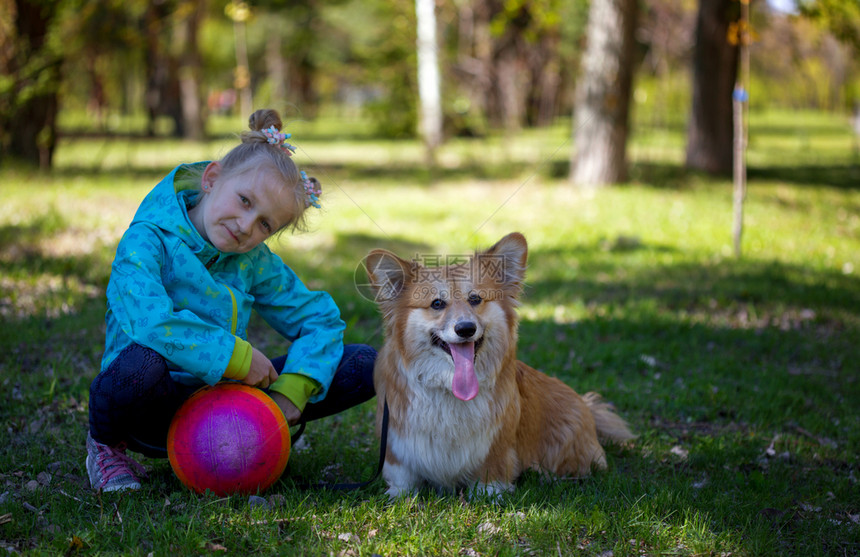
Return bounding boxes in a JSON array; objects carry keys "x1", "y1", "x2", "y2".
[
  {"x1": 467, "y1": 293, "x2": 482, "y2": 306},
  {"x1": 430, "y1": 299, "x2": 446, "y2": 310}
]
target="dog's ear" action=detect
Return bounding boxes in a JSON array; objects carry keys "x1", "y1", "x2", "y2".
[
  {"x1": 478, "y1": 232, "x2": 528, "y2": 296},
  {"x1": 365, "y1": 249, "x2": 414, "y2": 304}
]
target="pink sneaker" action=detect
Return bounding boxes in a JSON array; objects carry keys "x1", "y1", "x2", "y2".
[{"x1": 85, "y1": 432, "x2": 146, "y2": 492}]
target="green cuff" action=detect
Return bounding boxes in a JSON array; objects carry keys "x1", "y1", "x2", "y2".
[
  {"x1": 269, "y1": 373, "x2": 320, "y2": 412},
  {"x1": 222, "y1": 337, "x2": 252, "y2": 381}
]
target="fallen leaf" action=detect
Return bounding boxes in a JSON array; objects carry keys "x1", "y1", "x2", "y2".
[
  {"x1": 204, "y1": 542, "x2": 227, "y2": 552},
  {"x1": 66, "y1": 535, "x2": 86, "y2": 556},
  {"x1": 764, "y1": 436, "x2": 778, "y2": 458},
  {"x1": 477, "y1": 522, "x2": 500, "y2": 535},
  {"x1": 248, "y1": 495, "x2": 267, "y2": 508},
  {"x1": 44, "y1": 524, "x2": 61, "y2": 535},
  {"x1": 759, "y1": 508, "x2": 785, "y2": 519},
  {"x1": 670, "y1": 445, "x2": 689, "y2": 460},
  {"x1": 267, "y1": 494, "x2": 286, "y2": 508}
]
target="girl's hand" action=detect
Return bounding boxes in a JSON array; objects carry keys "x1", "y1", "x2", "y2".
[
  {"x1": 243, "y1": 347, "x2": 279, "y2": 389},
  {"x1": 268, "y1": 392, "x2": 302, "y2": 426}
]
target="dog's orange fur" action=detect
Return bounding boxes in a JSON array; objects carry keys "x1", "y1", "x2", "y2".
[{"x1": 366, "y1": 232, "x2": 634, "y2": 497}]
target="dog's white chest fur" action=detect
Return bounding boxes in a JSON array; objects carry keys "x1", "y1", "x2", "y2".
[{"x1": 387, "y1": 375, "x2": 501, "y2": 492}]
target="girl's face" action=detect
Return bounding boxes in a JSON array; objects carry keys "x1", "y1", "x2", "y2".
[{"x1": 188, "y1": 161, "x2": 297, "y2": 254}]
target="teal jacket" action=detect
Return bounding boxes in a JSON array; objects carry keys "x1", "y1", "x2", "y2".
[{"x1": 101, "y1": 163, "x2": 345, "y2": 405}]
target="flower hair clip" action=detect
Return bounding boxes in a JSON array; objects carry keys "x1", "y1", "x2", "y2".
[
  {"x1": 262, "y1": 125, "x2": 297, "y2": 155},
  {"x1": 301, "y1": 170, "x2": 321, "y2": 209}
]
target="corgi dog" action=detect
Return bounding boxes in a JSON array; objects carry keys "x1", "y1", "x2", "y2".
[{"x1": 364, "y1": 232, "x2": 634, "y2": 498}]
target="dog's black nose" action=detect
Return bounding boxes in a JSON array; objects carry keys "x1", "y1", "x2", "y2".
[{"x1": 454, "y1": 321, "x2": 477, "y2": 338}]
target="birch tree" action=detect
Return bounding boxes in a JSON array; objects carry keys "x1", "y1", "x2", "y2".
[
  {"x1": 416, "y1": 0, "x2": 443, "y2": 162},
  {"x1": 570, "y1": 0, "x2": 638, "y2": 188}
]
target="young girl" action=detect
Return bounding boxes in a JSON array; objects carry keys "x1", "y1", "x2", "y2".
[{"x1": 86, "y1": 108, "x2": 376, "y2": 492}]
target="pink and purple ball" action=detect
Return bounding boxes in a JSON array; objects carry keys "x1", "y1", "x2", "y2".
[{"x1": 167, "y1": 383, "x2": 290, "y2": 496}]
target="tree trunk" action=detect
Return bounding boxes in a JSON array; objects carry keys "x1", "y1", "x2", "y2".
[
  {"x1": 144, "y1": 1, "x2": 183, "y2": 137},
  {"x1": 415, "y1": 0, "x2": 443, "y2": 160},
  {"x1": 177, "y1": 0, "x2": 206, "y2": 140},
  {"x1": 495, "y1": 50, "x2": 527, "y2": 130},
  {"x1": 685, "y1": 0, "x2": 740, "y2": 175},
  {"x1": 265, "y1": 17, "x2": 287, "y2": 107},
  {"x1": 1, "y1": 0, "x2": 62, "y2": 168},
  {"x1": 454, "y1": 1, "x2": 562, "y2": 133},
  {"x1": 570, "y1": 0, "x2": 638, "y2": 188}
]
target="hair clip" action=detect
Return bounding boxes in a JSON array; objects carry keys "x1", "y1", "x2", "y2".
[
  {"x1": 262, "y1": 126, "x2": 297, "y2": 154},
  {"x1": 300, "y1": 171, "x2": 321, "y2": 209}
]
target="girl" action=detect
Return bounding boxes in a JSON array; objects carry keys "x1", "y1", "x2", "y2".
[{"x1": 86, "y1": 108, "x2": 375, "y2": 492}]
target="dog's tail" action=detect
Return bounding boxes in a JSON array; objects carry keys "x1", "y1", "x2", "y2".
[{"x1": 583, "y1": 392, "x2": 636, "y2": 443}]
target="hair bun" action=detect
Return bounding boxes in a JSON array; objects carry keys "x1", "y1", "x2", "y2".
[{"x1": 248, "y1": 109, "x2": 283, "y2": 133}]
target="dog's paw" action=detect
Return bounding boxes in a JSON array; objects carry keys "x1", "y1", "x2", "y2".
[
  {"x1": 469, "y1": 481, "x2": 514, "y2": 501},
  {"x1": 382, "y1": 462, "x2": 421, "y2": 499},
  {"x1": 385, "y1": 484, "x2": 418, "y2": 499}
]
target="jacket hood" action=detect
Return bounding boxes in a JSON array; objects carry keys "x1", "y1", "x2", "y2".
[{"x1": 130, "y1": 162, "x2": 211, "y2": 254}]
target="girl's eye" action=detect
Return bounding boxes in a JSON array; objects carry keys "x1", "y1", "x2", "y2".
[
  {"x1": 239, "y1": 195, "x2": 250, "y2": 206},
  {"x1": 261, "y1": 221, "x2": 272, "y2": 233},
  {"x1": 430, "y1": 299, "x2": 446, "y2": 310},
  {"x1": 467, "y1": 292, "x2": 482, "y2": 306}
]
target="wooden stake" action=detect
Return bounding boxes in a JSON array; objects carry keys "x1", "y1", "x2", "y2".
[{"x1": 732, "y1": 0, "x2": 750, "y2": 258}]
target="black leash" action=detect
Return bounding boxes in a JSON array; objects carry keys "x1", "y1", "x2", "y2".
[{"x1": 287, "y1": 398, "x2": 389, "y2": 491}]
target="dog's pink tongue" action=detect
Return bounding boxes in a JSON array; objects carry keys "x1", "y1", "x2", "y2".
[{"x1": 449, "y1": 341, "x2": 478, "y2": 401}]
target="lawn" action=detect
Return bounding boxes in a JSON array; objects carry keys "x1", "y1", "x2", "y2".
[{"x1": 1, "y1": 109, "x2": 858, "y2": 555}]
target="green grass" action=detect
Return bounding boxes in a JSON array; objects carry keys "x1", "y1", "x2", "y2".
[{"x1": 2, "y1": 109, "x2": 859, "y2": 555}]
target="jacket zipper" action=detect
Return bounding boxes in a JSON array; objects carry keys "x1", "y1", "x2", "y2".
[{"x1": 206, "y1": 255, "x2": 238, "y2": 335}]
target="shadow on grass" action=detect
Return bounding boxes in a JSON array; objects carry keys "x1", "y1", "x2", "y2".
[
  {"x1": 546, "y1": 159, "x2": 860, "y2": 191},
  {"x1": 545, "y1": 160, "x2": 712, "y2": 189},
  {"x1": 0, "y1": 214, "x2": 114, "y2": 288},
  {"x1": 526, "y1": 243, "x2": 860, "y2": 318},
  {"x1": 749, "y1": 164, "x2": 860, "y2": 189},
  {"x1": 329, "y1": 232, "x2": 432, "y2": 260},
  {"x1": 507, "y1": 429, "x2": 855, "y2": 555},
  {"x1": 49, "y1": 159, "x2": 529, "y2": 187}
]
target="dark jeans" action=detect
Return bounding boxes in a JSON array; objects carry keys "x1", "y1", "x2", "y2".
[{"x1": 89, "y1": 343, "x2": 376, "y2": 458}]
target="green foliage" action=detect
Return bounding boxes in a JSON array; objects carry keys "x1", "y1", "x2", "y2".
[
  {"x1": 339, "y1": 0, "x2": 418, "y2": 138},
  {"x1": 0, "y1": 0, "x2": 67, "y2": 163},
  {"x1": 489, "y1": 0, "x2": 563, "y2": 42},
  {"x1": 799, "y1": 0, "x2": 860, "y2": 51},
  {"x1": 1, "y1": 109, "x2": 859, "y2": 555}
]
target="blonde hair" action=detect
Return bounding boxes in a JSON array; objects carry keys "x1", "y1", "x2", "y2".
[{"x1": 218, "y1": 108, "x2": 319, "y2": 233}]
